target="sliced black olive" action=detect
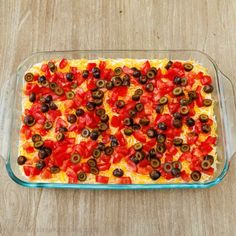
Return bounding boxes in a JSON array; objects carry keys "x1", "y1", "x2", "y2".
[
  {"x1": 145, "y1": 83, "x2": 154, "y2": 92},
  {"x1": 163, "y1": 162, "x2": 172, "y2": 173},
  {"x1": 180, "y1": 106, "x2": 189, "y2": 115},
  {"x1": 132, "y1": 94, "x2": 140, "y2": 101},
  {"x1": 202, "y1": 124, "x2": 211, "y2": 133},
  {"x1": 87, "y1": 158, "x2": 97, "y2": 167},
  {"x1": 147, "y1": 128, "x2": 157, "y2": 138},
  {"x1": 44, "y1": 95, "x2": 52, "y2": 104},
  {"x1": 17, "y1": 155, "x2": 27, "y2": 165},
  {"x1": 159, "y1": 96, "x2": 168, "y2": 105},
  {"x1": 149, "y1": 170, "x2": 161, "y2": 180},
  {"x1": 171, "y1": 168, "x2": 181, "y2": 177},
  {"x1": 158, "y1": 122, "x2": 167, "y2": 130},
  {"x1": 104, "y1": 146, "x2": 114, "y2": 155},
  {"x1": 191, "y1": 171, "x2": 201, "y2": 181},
  {"x1": 96, "y1": 79, "x2": 106, "y2": 88},
  {"x1": 135, "y1": 103, "x2": 144, "y2": 112},
  {"x1": 92, "y1": 149, "x2": 101, "y2": 158},
  {"x1": 70, "y1": 153, "x2": 81, "y2": 163},
  {"x1": 132, "y1": 123, "x2": 141, "y2": 130},
  {"x1": 135, "y1": 151, "x2": 145, "y2": 160},
  {"x1": 165, "y1": 61, "x2": 173, "y2": 70},
  {"x1": 150, "y1": 67, "x2": 157, "y2": 74},
  {"x1": 203, "y1": 85, "x2": 214, "y2": 93},
  {"x1": 66, "y1": 72, "x2": 74, "y2": 82},
  {"x1": 98, "y1": 122, "x2": 108, "y2": 132},
  {"x1": 114, "y1": 67, "x2": 123, "y2": 76},
  {"x1": 183, "y1": 63, "x2": 193, "y2": 72},
  {"x1": 92, "y1": 67, "x2": 100, "y2": 78},
  {"x1": 49, "y1": 82, "x2": 58, "y2": 91},
  {"x1": 199, "y1": 114, "x2": 209, "y2": 123},
  {"x1": 116, "y1": 100, "x2": 125, "y2": 108},
  {"x1": 139, "y1": 117, "x2": 150, "y2": 126},
  {"x1": 100, "y1": 114, "x2": 109, "y2": 122},
  {"x1": 180, "y1": 98, "x2": 189, "y2": 106},
  {"x1": 71, "y1": 82, "x2": 78, "y2": 89},
  {"x1": 48, "y1": 61, "x2": 56, "y2": 72},
  {"x1": 24, "y1": 72, "x2": 34, "y2": 82},
  {"x1": 24, "y1": 115, "x2": 35, "y2": 127},
  {"x1": 112, "y1": 76, "x2": 122, "y2": 86},
  {"x1": 90, "y1": 130, "x2": 99, "y2": 140},
  {"x1": 173, "y1": 87, "x2": 183, "y2": 96},
  {"x1": 67, "y1": 114, "x2": 77, "y2": 123},
  {"x1": 56, "y1": 132, "x2": 65, "y2": 141},
  {"x1": 81, "y1": 128, "x2": 90, "y2": 138},
  {"x1": 181, "y1": 78, "x2": 188, "y2": 86},
  {"x1": 146, "y1": 70, "x2": 156, "y2": 79},
  {"x1": 135, "y1": 89, "x2": 143, "y2": 96},
  {"x1": 76, "y1": 108, "x2": 85, "y2": 117},
  {"x1": 66, "y1": 91, "x2": 75, "y2": 100},
  {"x1": 93, "y1": 99, "x2": 103, "y2": 106},
  {"x1": 186, "y1": 117, "x2": 195, "y2": 127},
  {"x1": 172, "y1": 161, "x2": 182, "y2": 170},
  {"x1": 149, "y1": 148, "x2": 156, "y2": 158},
  {"x1": 82, "y1": 70, "x2": 89, "y2": 79},
  {"x1": 98, "y1": 142, "x2": 105, "y2": 151},
  {"x1": 204, "y1": 155, "x2": 214, "y2": 165},
  {"x1": 29, "y1": 92, "x2": 36, "y2": 102},
  {"x1": 59, "y1": 126, "x2": 68, "y2": 133},
  {"x1": 156, "y1": 104, "x2": 164, "y2": 114},
  {"x1": 54, "y1": 87, "x2": 64, "y2": 96},
  {"x1": 172, "y1": 118, "x2": 182, "y2": 128},
  {"x1": 113, "y1": 168, "x2": 124, "y2": 177},
  {"x1": 90, "y1": 167, "x2": 99, "y2": 175},
  {"x1": 86, "y1": 101, "x2": 96, "y2": 111},
  {"x1": 173, "y1": 112, "x2": 182, "y2": 120},
  {"x1": 96, "y1": 108, "x2": 105, "y2": 117},
  {"x1": 106, "y1": 81, "x2": 114, "y2": 90},
  {"x1": 129, "y1": 109, "x2": 137, "y2": 118},
  {"x1": 32, "y1": 134, "x2": 42, "y2": 143},
  {"x1": 139, "y1": 75, "x2": 147, "y2": 84},
  {"x1": 78, "y1": 171, "x2": 87, "y2": 181},
  {"x1": 132, "y1": 68, "x2": 141, "y2": 78},
  {"x1": 203, "y1": 99, "x2": 212, "y2": 107},
  {"x1": 180, "y1": 144, "x2": 190, "y2": 152},
  {"x1": 130, "y1": 155, "x2": 140, "y2": 164},
  {"x1": 156, "y1": 143, "x2": 166, "y2": 153},
  {"x1": 173, "y1": 137, "x2": 183, "y2": 146},
  {"x1": 122, "y1": 74, "x2": 130, "y2": 86},
  {"x1": 174, "y1": 76, "x2": 182, "y2": 85},
  {"x1": 92, "y1": 90, "x2": 104, "y2": 99},
  {"x1": 124, "y1": 128, "x2": 133, "y2": 136},
  {"x1": 49, "y1": 101, "x2": 58, "y2": 110},
  {"x1": 188, "y1": 91, "x2": 198, "y2": 100},
  {"x1": 41, "y1": 103, "x2": 49, "y2": 113},
  {"x1": 201, "y1": 160, "x2": 211, "y2": 170},
  {"x1": 123, "y1": 117, "x2": 133, "y2": 126},
  {"x1": 38, "y1": 146, "x2": 52, "y2": 159},
  {"x1": 156, "y1": 133, "x2": 166, "y2": 143},
  {"x1": 38, "y1": 75, "x2": 46, "y2": 84},
  {"x1": 150, "y1": 158, "x2": 161, "y2": 168},
  {"x1": 134, "y1": 142, "x2": 143, "y2": 151},
  {"x1": 36, "y1": 160, "x2": 46, "y2": 170},
  {"x1": 34, "y1": 140, "x2": 44, "y2": 149},
  {"x1": 44, "y1": 121, "x2": 53, "y2": 130}
]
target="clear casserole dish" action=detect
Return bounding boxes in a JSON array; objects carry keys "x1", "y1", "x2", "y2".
[{"x1": 1, "y1": 50, "x2": 236, "y2": 189}]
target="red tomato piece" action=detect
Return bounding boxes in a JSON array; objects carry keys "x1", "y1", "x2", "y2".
[
  {"x1": 112, "y1": 152, "x2": 123, "y2": 163},
  {"x1": 96, "y1": 175, "x2": 109, "y2": 184},
  {"x1": 97, "y1": 163, "x2": 111, "y2": 171},
  {"x1": 204, "y1": 136, "x2": 216, "y2": 145},
  {"x1": 118, "y1": 177, "x2": 132, "y2": 184},
  {"x1": 133, "y1": 130, "x2": 146, "y2": 143},
  {"x1": 180, "y1": 171, "x2": 190, "y2": 182},
  {"x1": 41, "y1": 63, "x2": 48, "y2": 72},
  {"x1": 99, "y1": 61, "x2": 106, "y2": 70},
  {"x1": 123, "y1": 66, "x2": 133, "y2": 75},
  {"x1": 116, "y1": 131, "x2": 127, "y2": 146},
  {"x1": 201, "y1": 167, "x2": 214, "y2": 175},
  {"x1": 86, "y1": 62, "x2": 97, "y2": 71},
  {"x1": 59, "y1": 58, "x2": 68, "y2": 69},
  {"x1": 141, "y1": 60, "x2": 151, "y2": 75},
  {"x1": 87, "y1": 79, "x2": 96, "y2": 90},
  {"x1": 82, "y1": 163, "x2": 90, "y2": 173},
  {"x1": 187, "y1": 132, "x2": 199, "y2": 145},
  {"x1": 168, "y1": 102, "x2": 180, "y2": 114},
  {"x1": 55, "y1": 118, "x2": 68, "y2": 131},
  {"x1": 200, "y1": 75, "x2": 212, "y2": 85},
  {"x1": 41, "y1": 168, "x2": 52, "y2": 179},
  {"x1": 111, "y1": 115, "x2": 122, "y2": 128},
  {"x1": 178, "y1": 152, "x2": 192, "y2": 162}
]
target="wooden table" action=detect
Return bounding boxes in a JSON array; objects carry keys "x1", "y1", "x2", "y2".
[{"x1": 1, "y1": 0, "x2": 236, "y2": 235}]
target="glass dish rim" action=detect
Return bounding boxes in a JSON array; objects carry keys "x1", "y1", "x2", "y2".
[{"x1": 5, "y1": 49, "x2": 231, "y2": 189}]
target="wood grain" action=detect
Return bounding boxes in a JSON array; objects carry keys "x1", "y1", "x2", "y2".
[{"x1": 1, "y1": 0, "x2": 236, "y2": 235}]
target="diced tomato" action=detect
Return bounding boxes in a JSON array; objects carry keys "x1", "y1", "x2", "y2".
[
  {"x1": 23, "y1": 166, "x2": 40, "y2": 177},
  {"x1": 118, "y1": 177, "x2": 132, "y2": 184},
  {"x1": 200, "y1": 75, "x2": 212, "y2": 85},
  {"x1": 178, "y1": 152, "x2": 192, "y2": 162},
  {"x1": 199, "y1": 143, "x2": 213, "y2": 155},
  {"x1": 20, "y1": 125, "x2": 32, "y2": 140},
  {"x1": 97, "y1": 163, "x2": 111, "y2": 171},
  {"x1": 112, "y1": 86, "x2": 128, "y2": 97},
  {"x1": 41, "y1": 168, "x2": 52, "y2": 179},
  {"x1": 66, "y1": 168, "x2": 78, "y2": 183},
  {"x1": 138, "y1": 159, "x2": 149, "y2": 167},
  {"x1": 99, "y1": 61, "x2": 106, "y2": 70},
  {"x1": 116, "y1": 131, "x2": 127, "y2": 146},
  {"x1": 133, "y1": 130, "x2": 146, "y2": 143},
  {"x1": 202, "y1": 167, "x2": 214, "y2": 175},
  {"x1": 168, "y1": 102, "x2": 179, "y2": 114},
  {"x1": 112, "y1": 152, "x2": 123, "y2": 163},
  {"x1": 181, "y1": 171, "x2": 190, "y2": 182},
  {"x1": 111, "y1": 115, "x2": 122, "y2": 128},
  {"x1": 187, "y1": 132, "x2": 199, "y2": 145},
  {"x1": 59, "y1": 58, "x2": 68, "y2": 69},
  {"x1": 143, "y1": 139, "x2": 156, "y2": 151},
  {"x1": 196, "y1": 86, "x2": 203, "y2": 107},
  {"x1": 140, "y1": 60, "x2": 151, "y2": 75},
  {"x1": 81, "y1": 163, "x2": 90, "y2": 173},
  {"x1": 204, "y1": 136, "x2": 216, "y2": 145},
  {"x1": 25, "y1": 83, "x2": 40, "y2": 95},
  {"x1": 87, "y1": 79, "x2": 96, "y2": 90},
  {"x1": 96, "y1": 175, "x2": 109, "y2": 184},
  {"x1": 123, "y1": 66, "x2": 133, "y2": 75},
  {"x1": 165, "y1": 153, "x2": 173, "y2": 162},
  {"x1": 55, "y1": 118, "x2": 68, "y2": 131},
  {"x1": 86, "y1": 62, "x2": 97, "y2": 71},
  {"x1": 26, "y1": 146, "x2": 34, "y2": 153},
  {"x1": 41, "y1": 63, "x2": 48, "y2": 72},
  {"x1": 126, "y1": 159, "x2": 137, "y2": 172}
]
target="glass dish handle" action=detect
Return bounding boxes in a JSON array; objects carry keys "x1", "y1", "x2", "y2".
[
  {"x1": 218, "y1": 70, "x2": 236, "y2": 161},
  {"x1": 0, "y1": 79, "x2": 14, "y2": 163}
]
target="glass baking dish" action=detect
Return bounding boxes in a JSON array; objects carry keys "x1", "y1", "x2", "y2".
[{"x1": 1, "y1": 50, "x2": 236, "y2": 189}]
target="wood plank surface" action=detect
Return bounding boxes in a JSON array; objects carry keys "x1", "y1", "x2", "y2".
[{"x1": 0, "y1": 0, "x2": 236, "y2": 235}]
